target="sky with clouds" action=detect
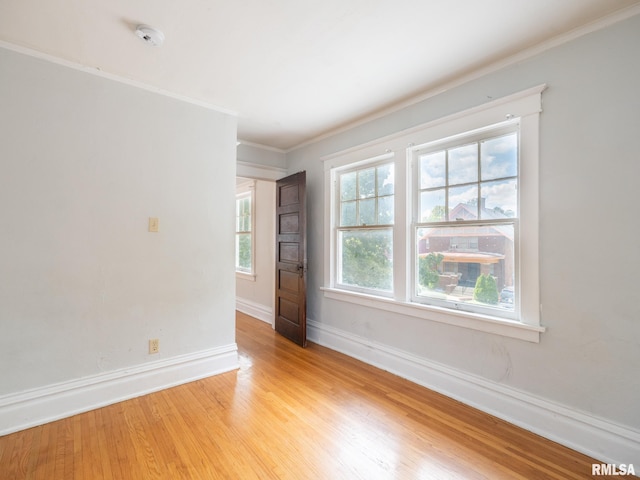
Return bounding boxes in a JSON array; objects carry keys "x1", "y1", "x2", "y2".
[{"x1": 419, "y1": 132, "x2": 518, "y2": 220}]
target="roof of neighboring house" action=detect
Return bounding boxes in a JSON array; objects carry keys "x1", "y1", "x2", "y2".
[
  {"x1": 422, "y1": 202, "x2": 514, "y2": 241},
  {"x1": 419, "y1": 251, "x2": 505, "y2": 264}
]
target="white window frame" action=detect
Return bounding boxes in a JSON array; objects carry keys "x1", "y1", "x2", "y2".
[
  {"x1": 333, "y1": 154, "x2": 395, "y2": 297},
  {"x1": 322, "y1": 85, "x2": 546, "y2": 342},
  {"x1": 235, "y1": 180, "x2": 256, "y2": 279},
  {"x1": 409, "y1": 122, "x2": 519, "y2": 320}
]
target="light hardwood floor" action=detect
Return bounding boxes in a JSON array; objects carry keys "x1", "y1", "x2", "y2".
[{"x1": 0, "y1": 311, "x2": 626, "y2": 479}]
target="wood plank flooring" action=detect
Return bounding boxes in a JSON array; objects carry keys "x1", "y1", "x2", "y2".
[{"x1": 0, "y1": 311, "x2": 628, "y2": 479}]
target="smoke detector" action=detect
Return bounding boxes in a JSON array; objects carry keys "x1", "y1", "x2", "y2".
[{"x1": 135, "y1": 25, "x2": 165, "y2": 46}]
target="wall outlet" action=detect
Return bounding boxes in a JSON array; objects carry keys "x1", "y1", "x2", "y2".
[{"x1": 149, "y1": 338, "x2": 159, "y2": 354}]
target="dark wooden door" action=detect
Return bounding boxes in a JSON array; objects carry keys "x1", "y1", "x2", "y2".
[{"x1": 275, "y1": 171, "x2": 307, "y2": 347}]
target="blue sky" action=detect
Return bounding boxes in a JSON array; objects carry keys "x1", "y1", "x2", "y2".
[{"x1": 419, "y1": 132, "x2": 518, "y2": 219}]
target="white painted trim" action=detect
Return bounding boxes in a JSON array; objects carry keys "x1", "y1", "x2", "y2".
[
  {"x1": 236, "y1": 297, "x2": 273, "y2": 325},
  {"x1": 235, "y1": 271, "x2": 256, "y2": 281},
  {"x1": 235, "y1": 178, "x2": 255, "y2": 190},
  {"x1": 322, "y1": 87, "x2": 544, "y2": 338},
  {"x1": 0, "y1": 345, "x2": 239, "y2": 436},
  {"x1": 321, "y1": 84, "x2": 546, "y2": 165},
  {"x1": 322, "y1": 287, "x2": 543, "y2": 342},
  {"x1": 0, "y1": 42, "x2": 238, "y2": 117},
  {"x1": 237, "y1": 140, "x2": 287, "y2": 154},
  {"x1": 307, "y1": 319, "x2": 640, "y2": 466},
  {"x1": 289, "y1": 4, "x2": 640, "y2": 152},
  {"x1": 236, "y1": 161, "x2": 288, "y2": 181}
]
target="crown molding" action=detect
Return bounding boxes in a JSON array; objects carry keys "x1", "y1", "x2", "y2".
[
  {"x1": 0, "y1": 40, "x2": 238, "y2": 117},
  {"x1": 287, "y1": 4, "x2": 640, "y2": 153}
]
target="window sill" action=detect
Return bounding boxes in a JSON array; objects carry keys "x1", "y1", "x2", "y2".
[
  {"x1": 321, "y1": 287, "x2": 545, "y2": 343},
  {"x1": 236, "y1": 271, "x2": 256, "y2": 281}
]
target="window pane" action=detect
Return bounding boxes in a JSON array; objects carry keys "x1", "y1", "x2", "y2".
[
  {"x1": 339, "y1": 229, "x2": 393, "y2": 291},
  {"x1": 359, "y1": 198, "x2": 376, "y2": 225},
  {"x1": 377, "y1": 163, "x2": 394, "y2": 196},
  {"x1": 420, "y1": 189, "x2": 446, "y2": 222},
  {"x1": 358, "y1": 167, "x2": 376, "y2": 198},
  {"x1": 341, "y1": 171, "x2": 357, "y2": 201},
  {"x1": 415, "y1": 224, "x2": 514, "y2": 312},
  {"x1": 236, "y1": 195, "x2": 251, "y2": 233},
  {"x1": 481, "y1": 179, "x2": 517, "y2": 219},
  {"x1": 420, "y1": 151, "x2": 446, "y2": 189},
  {"x1": 481, "y1": 133, "x2": 517, "y2": 181},
  {"x1": 448, "y1": 143, "x2": 478, "y2": 185},
  {"x1": 448, "y1": 185, "x2": 478, "y2": 220},
  {"x1": 243, "y1": 212, "x2": 251, "y2": 232},
  {"x1": 378, "y1": 195, "x2": 394, "y2": 225},
  {"x1": 341, "y1": 201, "x2": 357, "y2": 226},
  {"x1": 236, "y1": 233, "x2": 252, "y2": 271}
]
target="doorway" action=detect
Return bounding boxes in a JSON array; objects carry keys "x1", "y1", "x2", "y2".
[{"x1": 235, "y1": 177, "x2": 276, "y2": 325}]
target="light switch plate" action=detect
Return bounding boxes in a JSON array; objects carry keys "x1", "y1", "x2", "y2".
[{"x1": 148, "y1": 217, "x2": 159, "y2": 232}]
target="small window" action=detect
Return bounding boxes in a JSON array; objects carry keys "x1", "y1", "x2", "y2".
[
  {"x1": 336, "y1": 160, "x2": 394, "y2": 294},
  {"x1": 235, "y1": 189, "x2": 253, "y2": 274}
]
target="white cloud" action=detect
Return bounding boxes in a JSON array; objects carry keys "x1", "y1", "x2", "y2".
[{"x1": 482, "y1": 180, "x2": 517, "y2": 212}]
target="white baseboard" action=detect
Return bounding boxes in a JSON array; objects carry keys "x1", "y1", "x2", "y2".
[
  {"x1": 0, "y1": 344, "x2": 238, "y2": 436},
  {"x1": 307, "y1": 319, "x2": 640, "y2": 466},
  {"x1": 236, "y1": 297, "x2": 273, "y2": 325}
]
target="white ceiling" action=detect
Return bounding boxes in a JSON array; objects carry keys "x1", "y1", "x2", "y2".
[{"x1": 1, "y1": 1, "x2": 639, "y2": 150}]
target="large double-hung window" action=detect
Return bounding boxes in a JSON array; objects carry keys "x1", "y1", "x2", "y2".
[
  {"x1": 324, "y1": 86, "x2": 545, "y2": 342},
  {"x1": 413, "y1": 126, "x2": 518, "y2": 319}
]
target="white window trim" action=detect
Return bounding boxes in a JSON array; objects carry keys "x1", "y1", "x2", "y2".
[
  {"x1": 236, "y1": 179, "x2": 256, "y2": 280},
  {"x1": 322, "y1": 85, "x2": 546, "y2": 342},
  {"x1": 333, "y1": 153, "x2": 396, "y2": 297},
  {"x1": 408, "y1": 122, "x2": 519, "y2": 321}
]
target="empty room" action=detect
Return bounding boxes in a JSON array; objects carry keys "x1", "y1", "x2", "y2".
[{"x1": 1, "y1": 1, "x2": 639, "y2": 478}]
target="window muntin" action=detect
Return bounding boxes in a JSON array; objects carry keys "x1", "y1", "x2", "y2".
[
  {"x1": 235, "y1": 192, "x2": 252, "y2": 273},
  {"x1": 413, "y1": 128, "x2": 518, "y2": 318},
  {"x1": 336, "y1": 161, "x2": 394, "y2": 294},
  {"x1": 418, "y1": 131, "x2": 518, "y2": 223},
  {"x1": 339, "y1": 163, "x2": 394, "y2": 227},
  {"x1": 324, "y1": 86, "x2": 544, "y2": 340}
]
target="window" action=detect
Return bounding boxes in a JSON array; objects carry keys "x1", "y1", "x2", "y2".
[
  {"x1": 336, "y1": 160, "x2": 395, "y2": 294},
  {"x1": 412, "y1": 127, "x2": 518, "y2": 319},
  {"x1": 323, "y1": 86, "x2": 545, "y2": 342},
  {"x1": 235, "y1": 183, "x2": 254, "y2": 275},
  {"x1": 449, "y1": 237, "x2": 479, "y2": 251}
]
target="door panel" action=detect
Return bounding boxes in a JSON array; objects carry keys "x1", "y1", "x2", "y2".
[
  {"x1": 279, "y1": 243, "x2": 300, "y2": 263},
  {"x1": 279, "y1": 270, "x2": 300, "y2": 294},
  {"x1": 275, "y1": 171, "x2": 306, "y2": 347}
]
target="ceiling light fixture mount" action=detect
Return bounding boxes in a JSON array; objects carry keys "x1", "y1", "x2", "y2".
[{"x1": 135, "y1": 25, "x2": 165, "y2": 47}]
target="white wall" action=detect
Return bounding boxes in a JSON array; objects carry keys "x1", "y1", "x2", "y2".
[
  {"x1": 285, "y1": 14, "x2": 640, "y2": 464},
  {"x1": 236, "y1": 179, "x2": 276, "y2": 323},
  {"x1": 0, "y1": 47, "x2": 238, "y2": 432}
]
